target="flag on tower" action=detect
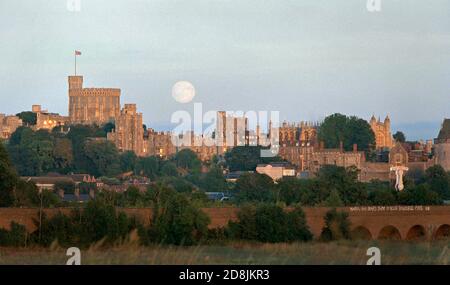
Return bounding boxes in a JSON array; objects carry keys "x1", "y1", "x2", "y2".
[{"x1": 75, "y1": 50, "x2": 82, "y2": 55}]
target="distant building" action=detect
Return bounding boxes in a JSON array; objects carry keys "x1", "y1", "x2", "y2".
[
  {"x1": 107, "y1": 104, "x2": 145, "y2": 156},
  {"x1": 434, "y1": 119, "x2": 450, "y2": 171},
  {"x1": 370, "y1": 115, "x2": 394, "y2": 149},
  {"x1": 216, "y1": 111, "x2": 249, "y2": 150},
  {"x1": 279, "y1": 121, "x2": 318, "y2": 147},
  {"x1": 32, "y1": 105, "x2": 69, "y2": 131},
  {"x1": 224, "y1": 171, "x2": 250, "y2": 183},
  {"x1": 0, "y1": 114, "x2": 22, "y2": 139},
  {"x1": 256, "y1": 162, "x2": 296, "y2": 181},
  {"x1": 307, "y1": 143, "x2": 365, "y2": 175},
  {"x1": 68, "y1": 75, "x2": 121, "y2": 125},
  {"x1": 145, "y1": 129, "x2": 177, "y2": 158}
]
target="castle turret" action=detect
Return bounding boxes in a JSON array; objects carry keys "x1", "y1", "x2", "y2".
[{"x1": 68, "y1": 75, "x2": 83, "y2": 91}]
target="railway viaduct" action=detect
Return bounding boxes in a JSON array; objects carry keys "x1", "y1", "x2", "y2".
[{"x1": 0, "y1": 206, "x2": 449, "y2": 240}]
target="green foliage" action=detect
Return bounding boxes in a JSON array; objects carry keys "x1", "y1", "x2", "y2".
[
  {"x1": 235, "y1": 173, "x2": 275, "y2": 203},
  {"x1": 7, "y1": 127, "x2": 54, "y2": 176},
  {"x1": 52, "y1": 138, "x2": 73, "y2": 172},
  {"x1": 31, "y1": 200, "x2": 139, "y2": 247},
  {"x1": 225, "y1": 146, "x2": 284, "y2": 172},
  {"x1": 199, "y1": 166, "x2": 227, "y2": 192},
  {"x1": 368, "y1": 188, "x2": 397, "y2": 205},
  {"x1": 320, "y1": 208, "x2": 351, "y2": 241},
  {"x1": 317, "y1": 113, "x2": 375, "y2": 151},
  {"x1": 174, "y1": 149, "x2": 201, "y2": 173},
  {"x1": 277, "y1": 177, "x2": 320, "y2": 205},
  {"x1": 228, "y1": 204, "x2": 312, "y2": 243},
  {"x1": 161, "y1": 176, "x2": 195, "y2": 193},
  {"x1": 141, "y1": 184, "x2": 210, "y2": 245},
  {"x1": 16, "y1": 111, "x2": 37, "y2": 126},
  {"x1": 317, "y1": 165, "x2": 368, "y2": 205},
  {"x1": 0, "y1": 222, "x2": 27, "y2": 247},
  {"x1": 393, "y1": 131, "x2": 406, "y2": 143},
  {"x1": 323, "y1": 189, "x2": 344, "y2": 207},
  {"x1": 83, "y1": 140, "x2": 121, "y2": 177},
  {"x1": 398, "y1": 184, "x2": 442, "y2": 205},
  {"x1": 120, "y1": 151, "x2": 138, "y2": 173},
  {"x1": 135, "y1": 156, "x2": 160, "y2": 179},
  {"x1": 424, "y1": 165, "x2": 450, "y2": 200},
  {"x1": 0, "y1": 142, "x2": 17, "y2": 206},
  {"x1": 161, "y1": 161, "x2": 179, "y2": 177}
]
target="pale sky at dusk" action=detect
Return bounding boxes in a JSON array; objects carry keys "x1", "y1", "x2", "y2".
[{"x1": 0, "y1": 0, "x2": 449, "y2": 140}]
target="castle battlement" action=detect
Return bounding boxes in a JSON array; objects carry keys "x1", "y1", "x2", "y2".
[
  {"x1": 68, "y1": 75, "x2": 121, "y2": 124},
  {"x1": 79, "y1": 88, "x2": 121, "y2": 96}
]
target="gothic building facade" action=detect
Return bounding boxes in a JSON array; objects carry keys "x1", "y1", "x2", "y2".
[{"x1": 370, "y1": 115, "x2": 394, "y2": 149}]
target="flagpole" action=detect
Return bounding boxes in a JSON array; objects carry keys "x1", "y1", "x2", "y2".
[{"x1": 75, "y1": 52, "x2": 77, "y2": 75}]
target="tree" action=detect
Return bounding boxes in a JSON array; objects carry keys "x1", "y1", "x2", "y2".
[
  {"x1": 161, "y1": 161, "x2": 178, "y2": 177},
  {"x1": 16, "y1": 111, "x2": 37, "y2": 126},
  {"x1": 398, "y1": 184, "x2": 442, "y2": 205},
  {"x1": 277, "y1": 177, "x2": 319, "y2": 206},
  {"x1": 143, "y1": 184, "x2": 210, "y2": 245},
  {"x1": 161, "y1": 176, "x2": 195, "y2": 193},
  {"x1": 120, "y1": 151, "x2": 137, "y2": 173},
  {"x1": 424, "y1": 165, "x2": 450, "y2": 200},
  {"x1": 0, "y1": 222, "x2": 27, "y2": 247},
  {"x1": 316, "y1": 165, "x2": 368, "y2": 205},
  {"x1": 323, "y1": 189, "x2": 344, "y2": 207},
  {"x1": 0, "y1": 142, "x2": 17, "y2": 206},
  {"x1": 135, "y1": 156, "x2": 160, "y2": 179},
  {"x1": 123, "y1": 186, "x2": 143, "y2": 207},
  {"x1": 103, "y1": 122, "x2": 115, "y2": 134},
  {"x1": 393, "y1": 131, "x2": 406, "y2": 143},
  {"x1": 320, "y1": 208, "x2": 351, "y2": 241},
  {"x1": 52, "y1": 138, "x2": 73, "y2": 172},
  {"x1": 174, "y1": 149, "x2": 201, "y2": 173},
  {"x1": 83, "y1": 140, "x2": 121, "y2": 177},
  {"x1": 317, "y1": 113, "x2": 375, "y2": 151},
  {"x1": 286, "y1": 207, "x2": 313, "y2": 242},
  {"x1": 225, "y1": 146, "x2": 284, "y2": 172},
  {"x1": 367, "y1": 187, "x2": 397, "y2": 205},
  {"x1": 277, "y1": 177, "x2": 304, "y2": 205},
  {"x1": 227, "y1": 204, "x2": 312, "y2": 243},
  {"x1": 200, "y1": 166, "x2": 227, "y2": 193},
  {"x1": 235, "y1": 172, "x2": 275, "y2": 203}
]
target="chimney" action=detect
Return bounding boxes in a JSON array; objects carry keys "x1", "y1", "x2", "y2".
[
  {"x1": 339, "y1": 141, "x2": 344, "y2": 152},
  {"x1": 353, "y1": 144, "x2": 358, "y2": 153}
]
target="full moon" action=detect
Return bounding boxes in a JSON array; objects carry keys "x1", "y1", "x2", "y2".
[{"x1": 172, "y1": 81, "x2": 195, "y2": 103}]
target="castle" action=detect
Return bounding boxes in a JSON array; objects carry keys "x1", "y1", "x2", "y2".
[
  {"x1": 0, "y1": 114, "x2": 22, "y2": 139},
  {"x1": 107, "y1": 104, "x2": 145, "y2": 157},
  {"x1": 3, "y1": 69, "x2": 450, "y2": 183},
  {"x1": 68, "y1": 76, "x2": 121, "y2": 125}
]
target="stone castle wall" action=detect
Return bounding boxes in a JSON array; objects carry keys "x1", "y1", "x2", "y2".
[{"x1": 68, "y1": 76, "x2": 121, "y2": 125}]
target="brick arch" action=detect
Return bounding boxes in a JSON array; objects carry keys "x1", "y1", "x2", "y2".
[
  {"x1": 433, "y1": 224, "x2": 450, "y2": 240},
  {"x1": 351, "y1": 226, "x2": 372, "y2": 240},
  {"x1": 406, "y1": 225, "x2": 427, "y2": 241},
  {"x1": 378, "y1": 225, "x2": 402, "y2": 240}
]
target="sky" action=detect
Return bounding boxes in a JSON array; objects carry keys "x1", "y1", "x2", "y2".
[{"x1": 0, "y1": 0, "x2": 449, "y2": 140}]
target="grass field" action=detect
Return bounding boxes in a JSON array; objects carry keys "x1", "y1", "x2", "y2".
[{"x1": 0, "y1": 240, "x2": 449, "y2": 265}]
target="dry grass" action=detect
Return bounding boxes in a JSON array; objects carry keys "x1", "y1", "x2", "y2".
[{"x1": 0, "y1": 240, "x2": 449, "y2": 265}]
